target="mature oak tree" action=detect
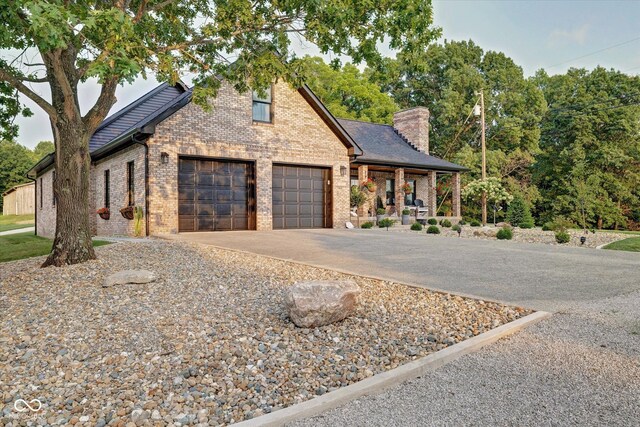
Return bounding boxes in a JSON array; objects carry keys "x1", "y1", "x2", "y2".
[{"x1": 0, "y1": 0, "x2": 439, "y2": 266}]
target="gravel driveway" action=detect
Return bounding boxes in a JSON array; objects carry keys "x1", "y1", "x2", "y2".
[
  {"x1": 292, "y1": 289, "x2": 640, "y2": 426},
  {"x1": 0, "y1": 240, "x2": 527, "y2": 426}
]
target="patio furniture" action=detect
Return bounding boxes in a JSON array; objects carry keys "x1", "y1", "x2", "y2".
[{"x1": 414, "y1": 199, "x2": 429, "y2": 217}]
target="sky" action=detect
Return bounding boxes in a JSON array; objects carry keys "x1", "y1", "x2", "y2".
[{"x1": 13, "y1": 0, "x2": 640, "y2": 148}]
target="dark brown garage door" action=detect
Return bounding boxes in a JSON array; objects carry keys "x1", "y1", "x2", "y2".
[
  {"x1": 272, "y1": 165, "x2": 331, "y2": 229},
  {"x1": 178, "y1": 158, "x2": 254, "y2": 231}
]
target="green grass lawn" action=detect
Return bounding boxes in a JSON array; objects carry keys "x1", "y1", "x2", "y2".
[
  {"x1": 0, "y1": 232, "x2": 111, "y2": 263},
  {"x1": 0, "y1": 214, "x2": 35, "y2": 232},
  {"x1": 603, "y1": 237, "x2": 640, "y2": 252},
  {"x1": 598, "y1": 229, "x2": 640, "y2": 236}
]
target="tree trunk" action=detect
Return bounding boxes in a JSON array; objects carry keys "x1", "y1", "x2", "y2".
[{"x1": 42, "y1": 119, "x2": 95, "y2": 267}]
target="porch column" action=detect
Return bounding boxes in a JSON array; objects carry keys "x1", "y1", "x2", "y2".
[
  {"x1": 357, "y1": 165, "x2": 369, "y2": 217},
  {"x1": 427, "y1": 171, "x2": 437, "y2": 217},
  {"x1": 452, "y1": 172, "x2": 461, "y2": 218},
  {"x1": 394, "y1": 168, "x2": 405, "y2": 215}
]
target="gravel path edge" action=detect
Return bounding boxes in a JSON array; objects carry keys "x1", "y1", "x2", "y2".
[{"x1": 233, "y1": 311, "x2": 552, "y2": 427}]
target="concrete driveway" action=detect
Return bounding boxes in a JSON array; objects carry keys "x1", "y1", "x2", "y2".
[{"x1": 163, "y1": 229, "x2": 640, "y2": 311}]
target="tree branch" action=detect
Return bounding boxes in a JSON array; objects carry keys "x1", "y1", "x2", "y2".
[
  {"x1": 83, "y1": 76, "x2": 119, "y2": 131},
  {"x1": 0, "y1": 68, "x2": 57, "y2": 118}
]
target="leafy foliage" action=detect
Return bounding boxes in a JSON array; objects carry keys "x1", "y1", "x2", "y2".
[
  {"x1": 470, "y1": 219, "x2": 481, "y2": 227},
  {"x1": 361, "y1": 221, "x2": 374, "y2": 229},
  {"x1": 462, "y1": 178, "x2": 513, "y2": 214},
  {"x1": 427, "y1": 218, "x2": 438, "y2": 225},
  {"x1": 298, "y1": 56, "x2": 398, "y2": 124},
  {"x1": 410, "y1": 222, "x2": 423, "y2": 231},
  {"x1": 378, "y1": 218, "x2": 395, "y2": 229},
  {"x1": 533, "y1": 67, "x2": 640, "y2": 230},
  {"x1": 452, "y1": 224, "x2": 461, "y2": 232},
  {"x1": 555, "y1": 231, "x2": 571, "y2": 244},
  {"x1": 426, "y1": 225, "x2": 440, "y2": 234},
  {"x1": 439, "y1": 219, "x2": 452, "y2": 227},
  {"x1": 496, "y1": 227, "x2": 513, "y2": 240},
  {"x1": 350, "y1": 185, "x2": 367, "y2": 209},
  {"x1": 506, "y1": 195, "x2": 534, "y2": 228},
  {"x1": 0, "y1": 140, "x2": 42, "y2": 211}
]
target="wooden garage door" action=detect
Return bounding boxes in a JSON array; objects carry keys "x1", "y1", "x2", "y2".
[
  {"x1": 272, "y1": 165, "x2": 331, "y2": 229},
  {"x1": 178, "y1": 158, "x2": 254, "y2": 231}
]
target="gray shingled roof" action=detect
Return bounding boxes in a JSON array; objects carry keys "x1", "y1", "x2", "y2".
[
  {"x1": 89, "y1": 83, "x2": 190, "y2": 152},
  {"x1": 337, "y1": 118, "x2": 467, "y2": 172}
]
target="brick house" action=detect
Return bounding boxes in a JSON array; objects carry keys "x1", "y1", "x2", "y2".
[{"x1": 28, "y1": 81, "x2": 466, "y2": 237}]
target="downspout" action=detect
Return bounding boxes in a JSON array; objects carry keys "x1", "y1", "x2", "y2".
[
  {"x1": 26, "y1": 175, "x2": 37, "y2": 235},
  {"x1": 132, "y1": 136, "x2": 150, "y2": 237}
]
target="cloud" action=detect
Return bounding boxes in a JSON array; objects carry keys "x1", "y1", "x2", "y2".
[{"x1": 548, "y1": 24, "x2": 590, "y2": 46}]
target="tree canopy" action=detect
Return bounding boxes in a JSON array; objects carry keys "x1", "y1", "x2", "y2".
[{"x1": 297, "y1": 56, "x2": 398, "y2": 124}]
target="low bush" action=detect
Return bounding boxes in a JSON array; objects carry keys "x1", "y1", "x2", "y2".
[
  {"x1": 543, "y1": 217, "x2": 575, "y2": 232},
  {"x1": 496, "y1": 227, "x2": 513, "y2": 240},
  {"x1": 361, "y1": 221, "x2": 373, "y2": 229},
  {"x1": 427, "y1": 218, "x2": 438, "y2": 225},
  {"x1": 426, "y1": 225, "x2": 440, "y2": 234},
  {"x1": 440, "y1": 219, "x2": 452, "y2": 227},
  {"x1": 376, "y1": 208, "x2": 386, "y2": 215},
  {"x1": 378, "y1": 218, "x2": 395, "y2": 229},
  {"x1": 470, "y1": 219, "x2": 481, "y2": 227},
  {"x1": 452, "y1": 224, "x2": 461, "y2": 232},
  {"x1": 458, "y1": 220, "x2": 466, "y2": 226},
  {"x1": 402, "y1": 209, "x2": 411, "y2": 215},
  {"x1": 555, "y1": 230, "x2": 571, "y2": 244},
  {"x1": 410, "y1": 222, "x2": 423, "y2": 231},
  {"x1": 506, "y1": 195, "x2": 534, "y2": 228}
]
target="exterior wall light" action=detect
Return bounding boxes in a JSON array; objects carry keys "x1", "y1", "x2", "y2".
[
  {"x1": 161, "y1": 152, "x2": 169, "y2": 164},
  {"x1": 340, "y1": 165, "x2": 347, "y2": 176}
]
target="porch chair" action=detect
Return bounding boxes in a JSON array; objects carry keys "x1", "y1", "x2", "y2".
[{"x1": 414, "y1": 199, "x2": 429, "y2": 218}]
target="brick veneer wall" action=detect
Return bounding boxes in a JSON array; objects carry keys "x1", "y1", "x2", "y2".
[
  {"x1": 36, "y1": 145, "x2": 146, "y2": 238},
  {"x1": 146, "y1": 81, "x2": 351, "y2": 233},
  {"x1": 36, "y1": 169, "x2": 55, "y2": 238},
  {"x1": 93, "y1": 145, "x2": 146, "y2": 236}
]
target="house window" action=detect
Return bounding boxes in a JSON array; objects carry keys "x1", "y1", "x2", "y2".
[
  {"x1": 385, "y1": 179, "x2": 395, "y2": 206},
  {"x1": 126, "y1": 161, "x2": 135, "y2": 206},
  {"x1": 52, "y1": 171, "x2": 56, "y2": 206},
  {"x1": 252, "y1": 87, "x2": 272, "y2": 123},
  {"x1": 350, "y1": 177, "x2": 359, "y2": 188},
  {"x1": 39, "y1": 178, "x2": 43, "y2": 209},
  {"x1": 404, "y1": 179, "x2": 417, "y2": 205},
  {"x1": 104, "y1": 170, "x2": 110, "y2": 208}
]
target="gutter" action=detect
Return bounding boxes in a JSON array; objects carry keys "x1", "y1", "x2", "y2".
[{"x1": 353, "y1": 158, "x2": 470, "y2": 173}]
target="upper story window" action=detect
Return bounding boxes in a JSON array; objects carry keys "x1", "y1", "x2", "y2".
[{"x1": 252, "y1": 87, "x2": 272, "y2": 123}]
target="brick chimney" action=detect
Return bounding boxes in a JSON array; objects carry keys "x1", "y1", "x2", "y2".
[{"x1": 393, "y1": 107, "x2": 430, "y2": 154}]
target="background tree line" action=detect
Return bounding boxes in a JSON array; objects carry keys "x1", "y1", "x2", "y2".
[{"x1": 296, "y1": 40, "x2": 640, "y2": 230}]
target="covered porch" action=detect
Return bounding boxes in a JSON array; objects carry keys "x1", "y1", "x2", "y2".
[{"x1": 351, "y1": 163, "x2": 461, "y2": 221}]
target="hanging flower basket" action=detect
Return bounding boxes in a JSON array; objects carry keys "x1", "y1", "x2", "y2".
[
  {"x1": 402, "y1": 182, "x2": 413, "y2": 195},
  {"x1": 96, "y1": 207, "x2": 110, "y2": 220},
  {"x1": 362, "y1": 178, "x2": 376, "y2": 193},
  {"x1": 120, "y1": 206, "x2": 135, "y2": 220}
]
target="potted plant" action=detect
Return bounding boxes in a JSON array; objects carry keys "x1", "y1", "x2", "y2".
[
  {"x1": 401, "y1": 208, "x2": 411, "y2": 225},
  {"x1": 401, "y1": 182, "x2": 413, "y2": 195},
  {"x1": 120, "y1": 206, "x2": 135, "y2": 220},
  {"x1": 376, "y1": 208, "x2": 386, "y2": 223},
  {"x1": 96, "y1": 207, "x2": 110, "y2": 220},
  {"x1": 362, "y1": 178, "x2": 376, "y2": 193}
]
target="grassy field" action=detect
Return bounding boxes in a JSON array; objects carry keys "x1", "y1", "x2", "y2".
[
  {"x1": 0, "y1": 232, "x2": 111, "y2": 263},
  {"x1": 603, "y1": 237, "x2": 640, "y2": 252},
  {"x1": 0, "y1": 214, "x2": 35, "y2": 232},
  {"x1": 598, "y1": 229, "x2": 640, "y2": 236}
]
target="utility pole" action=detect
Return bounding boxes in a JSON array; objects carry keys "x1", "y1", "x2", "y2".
[{"x1": 479, "y1": 89, "x2": 487, "y2": 226}]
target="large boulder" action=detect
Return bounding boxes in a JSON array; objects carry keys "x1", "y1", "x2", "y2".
[
  {"x1": 285, "y1": 280, "x2": 361, "y2": 328},
  {"x1": 103, "y1": 270, "x2": 157, "y2": 288}
]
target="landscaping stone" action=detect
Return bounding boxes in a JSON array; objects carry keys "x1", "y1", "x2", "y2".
[
  {"x1": 102, "y1": 270, "x2": 156, "y2": 288},
  {"x1": 285, "y1": 280, "x2": 361, "y2": 328},
  {"x1": 0, "y1": 240, "x2": 529, "y2": 426}
]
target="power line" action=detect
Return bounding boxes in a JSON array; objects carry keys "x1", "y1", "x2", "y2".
[{"x1": 546, "y1": 35, "x2": 640, "y2": 69}]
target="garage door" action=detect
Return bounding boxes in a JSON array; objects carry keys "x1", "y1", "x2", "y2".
[
  {"x1": 178, "y1": 158, "x2": 254, "y2": 231},
  {"x1": 272, "y1": 165, "x2": 331, "y2": 229}
]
